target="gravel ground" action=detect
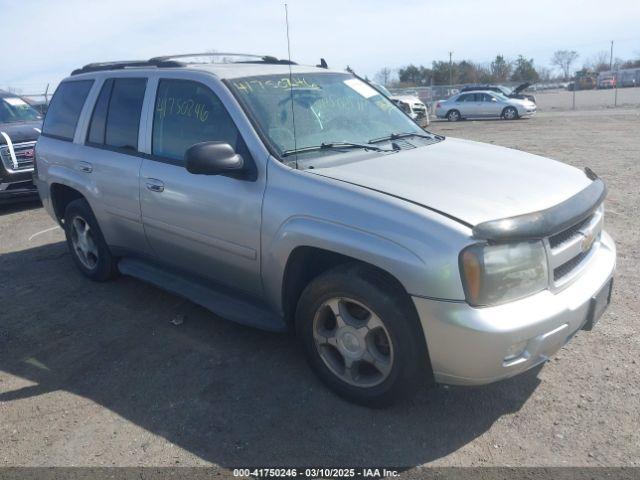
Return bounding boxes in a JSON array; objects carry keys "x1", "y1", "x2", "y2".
[{"x1": 1, "y1": 108, "x2": 639, "y2": 471}]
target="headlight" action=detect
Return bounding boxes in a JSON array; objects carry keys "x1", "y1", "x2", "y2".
[{"x1": 460, "y1": 241, "x2": 548, "y2": 307}]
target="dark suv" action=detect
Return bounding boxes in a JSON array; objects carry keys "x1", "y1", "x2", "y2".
[{"x1": 0, "y1": 89, "x2": 43, "y2": 202}]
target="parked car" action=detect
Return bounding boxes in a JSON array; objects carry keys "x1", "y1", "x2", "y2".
[
  {"x1": 597, "y1": 73, "x2": 616, "y2": 89},
  {"x1": 35, "y1": 53, "x2": 615, "y2": 406},
  {"x1": 460, "y1": 83, "x2": 536, "y2": 103},
  {"x1": 373, "y1": 83, "x2": 429, "y2": 127},
  {"x1": 435, "y1": 91, "x2": 537, "y2": 121},
  {"x1": 0, "y1": 89, "x2": 42, "y2": 202}
]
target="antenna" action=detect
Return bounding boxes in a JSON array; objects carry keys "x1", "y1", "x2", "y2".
[{"x1": 284, "y1": 3, "x2": 298, "y2": 169}]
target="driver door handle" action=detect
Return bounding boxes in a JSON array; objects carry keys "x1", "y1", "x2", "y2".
[{"x1": 145, "y1": 178, "x2": 165, "y2": 193}]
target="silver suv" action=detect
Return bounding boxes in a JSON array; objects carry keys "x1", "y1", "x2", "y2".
[{"x1": 35, "y1": 53, "x2": 616, "y2": 406}]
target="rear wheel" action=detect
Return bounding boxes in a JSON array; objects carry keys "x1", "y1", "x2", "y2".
[
  {"x1": 502, "y1": 106, "x2": 519, "y2": 120},
  {"x1": 296, "y1": 264, "x2": 431, "y2": 407},
  {"x1": 446, "y1": 109, "x2": 461, "y2": 122},
  {"x1": 64, "y1": 198, "x2": 117, "y2": 281}
]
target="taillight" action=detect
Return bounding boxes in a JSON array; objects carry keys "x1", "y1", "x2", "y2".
[{"x1": 436, "y1": 102, "x2": 441, "y2": 109}]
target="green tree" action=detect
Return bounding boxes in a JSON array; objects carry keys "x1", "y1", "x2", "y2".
[
  {"x1": 511, "y1": 55, "x2": 540, "y2": 82},
  {"x1": 431, "y1": 60, "x2": 456, "y2": 84}
]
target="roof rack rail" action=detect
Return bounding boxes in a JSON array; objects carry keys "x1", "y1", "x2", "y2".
[
  {"x1": 71, "y1": 59, "x2": 184, "y2": 76},
  {"x1": 149, "y1": 52, "x2": 296, "y2": 65},
  {"x1": 71, "y1": 52, "x2": 297, "y2": 76}
]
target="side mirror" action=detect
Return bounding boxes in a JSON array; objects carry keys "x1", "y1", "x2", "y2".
[
  {"x1": 491, "y1": 97, "x2": 498, "y2": 102},
  {"x1": 185, "y1": 142, "x2": 244, "y2": 176}
]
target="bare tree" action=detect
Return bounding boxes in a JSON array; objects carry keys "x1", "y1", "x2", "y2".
[
  {"x1": 490, "y1": 55, "x2": 511, "y2": 82},
  {"x1": 374, "y1": 67, "x2": 394, "y2": 86},
  {"x1": 551, "y1": 50, "x2": 579, "y2": 80},
  {"x1": 585, "y1": 51, "x2": 610, "y2": 72}
]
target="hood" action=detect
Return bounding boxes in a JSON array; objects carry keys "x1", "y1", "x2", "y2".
[
  {"x1": 0, "y1": 121, "x2": 42, "y2": 145},
  {"x1": 512, "y1": 82, "x2": 531, "y2": 94},
  {"x1": 311, "y1": 137, "x2": 592, "y2": 227}
]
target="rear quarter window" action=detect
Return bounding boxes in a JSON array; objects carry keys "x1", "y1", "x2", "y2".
[{"x1": 42, "y1": 80, "x2": 94, "y2": 141}]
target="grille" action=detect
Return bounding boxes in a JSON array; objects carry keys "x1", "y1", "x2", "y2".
[
  {"x1": 553, "y1": 249, "x2": 590, "y2": 282},
  {"x1": 547, "y1": 206, "x2": 603, "y2": 288},
  {"x1": 549, "y1": 214, "x2": 593, "y2": 249},
  {"x1": 0, "y1": 141, "x2": 36, "y2": 172}
]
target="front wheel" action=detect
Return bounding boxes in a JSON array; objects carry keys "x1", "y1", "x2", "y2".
[
  {"x1": 502, "y1": 106, "x2": 519, "y2": 120},
  {"x1": 295, "y1": 264, "x2": 432, "y2": 407}
]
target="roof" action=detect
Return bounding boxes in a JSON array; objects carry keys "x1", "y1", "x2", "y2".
[
  {"x1": 69, "y1": 53, "x2": 342, "y2": 80},
  {"x1": 186, "y1": 62, "x2": 340, "y2": 79}
]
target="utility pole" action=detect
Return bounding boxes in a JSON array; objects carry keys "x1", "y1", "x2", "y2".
[
  {"x1": 609, "y1": 40, "x2": 614, "y2": 71},
  {"x1": 448, "y1": 51, "x2": 453, "y2": 87}
]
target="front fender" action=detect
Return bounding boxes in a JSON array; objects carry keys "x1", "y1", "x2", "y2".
[{"x1": 261, "y1": 215, "x2": 428, "y2": 315}]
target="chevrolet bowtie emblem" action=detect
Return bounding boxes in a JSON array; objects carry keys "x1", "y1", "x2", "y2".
[{"x1": 580, "y1": 230, "x2": 596, "y2": 253}]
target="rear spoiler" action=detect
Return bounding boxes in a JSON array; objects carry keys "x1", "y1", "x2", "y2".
[{"x1": 473, "y1": 170, "x2": 606, "y2": 242}]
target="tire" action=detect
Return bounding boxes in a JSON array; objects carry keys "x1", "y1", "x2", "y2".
[
  {"x1": 446, "y1": 109, "x2": 461, "y2": 122},
  {"x1": 502, "y1": 106, "x2": 519, "y2": 120},
  {"x1": 295, "y1": 263, "x2": 432, "y2": 407},
  {"x1": 63, "y1": 198, "x2": 117, "y2": 281}
]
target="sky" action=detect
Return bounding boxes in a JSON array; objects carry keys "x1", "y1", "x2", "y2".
[{"x1": 2, "y1": 0, "x2": 639, "y2": 94}]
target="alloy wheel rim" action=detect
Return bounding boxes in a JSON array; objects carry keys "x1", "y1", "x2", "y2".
[
  {"x1": 505, "y1": 108, "x2": 516, "y2": 119},
  {"x1": 312, "y1": 297, "x2": 394, "y2": 387},
  {"x1": 70, "y1": 216, "x2": 99, "y2": 270}
]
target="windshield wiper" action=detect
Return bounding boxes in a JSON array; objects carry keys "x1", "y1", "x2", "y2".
[
  {"x1": 368, "y1": 132, "x2": 442, "y2": 144},
  {"x1": 282, "y1": 141, "x2": 392, "y2": 157}
]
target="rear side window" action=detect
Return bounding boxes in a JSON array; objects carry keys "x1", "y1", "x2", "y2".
[
  {"x1": 86, "y1": 78, "x2": 147, "y2": 151},
  {"x1": 42, "y1": 80, "x2": 93, "y2": 141},
  {"x1": 152, "y1": 79, "x2": 240, "y2": 164},
  {"x1": 87, "y1": 79, "x2": 113, "y2": 144},
  {"x1": 106, "y1": 79, "x2": 147, "y2": 150}
]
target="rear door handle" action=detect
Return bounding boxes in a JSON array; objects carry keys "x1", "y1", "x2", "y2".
[
  {"x1": 78, "y1": 161, "x2": 93, "y2": 173},
  {"x1": 145, "y1": 178, "x2": 165, "y2": 193}
]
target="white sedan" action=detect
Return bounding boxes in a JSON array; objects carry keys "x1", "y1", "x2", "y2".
[{"x1": 435, "y1": 90, "x2": 536, "y2": 121}]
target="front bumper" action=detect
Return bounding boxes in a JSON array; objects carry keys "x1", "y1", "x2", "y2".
[
  {"x1": 413, "y1": 231, "x2": 616, "y2": 386},
  {"x1": 519, "y1": 107, "x2": 537, "y2": 117},
  {"x1": 0, "y1": 170, "x2": 39, "y2": 203}
]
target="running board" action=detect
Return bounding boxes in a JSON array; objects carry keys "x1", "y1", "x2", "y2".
[{"x1": 118, "y1": 258, "x2": 287, "y2": 332}]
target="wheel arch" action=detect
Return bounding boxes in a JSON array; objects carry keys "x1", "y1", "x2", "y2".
[
  {"x1": 263, "y1": 216, "x2": 428, "y2": 324},
  {"x1": 50, "y1": 183, "x2": 86, "y2": 223}
]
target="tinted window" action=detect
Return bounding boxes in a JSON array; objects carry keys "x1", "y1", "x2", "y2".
[
  {"x1": 457, "y1": 93, "x2": 476, "y2": 102},
  {"x1": 42, "y1": 80, "x2": 93, "y2": 140},
  {"x1": 87, "y1": 79, "x2": 113, "y2": 144},
  {"x1": 0, "y1": 96, "x2": 42, "y2": 123},
  {"x1": 105, "y1": 78, "x2": 147, "y2": 150},
  {"x1": 480, "y1": 93, "x2": 494, "y2": 102},
  {"x1": 152, "y1": 79, "x2": 240, "y2": 163}
]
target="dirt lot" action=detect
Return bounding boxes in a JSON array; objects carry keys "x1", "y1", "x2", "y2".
[{"x1": 1, "y1": 108, "x2": 639, "y2": 471}]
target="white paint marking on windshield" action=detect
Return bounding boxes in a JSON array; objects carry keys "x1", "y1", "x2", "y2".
[{"x1": 344, "y1": 79, "x2": 379, "y2": 99}]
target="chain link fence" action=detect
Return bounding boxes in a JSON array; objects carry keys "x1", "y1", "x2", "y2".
[{"x1": 388, "y1": 79, "x2": 640, "y2": 114}]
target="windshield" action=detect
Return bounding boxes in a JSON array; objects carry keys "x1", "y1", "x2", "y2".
[
  {"x1": 493, "y1": 91, "x2": 510, "y2": 101},
  {"x1": 229, "y1": 73, "x2": 424, "y2": 159},
  {"x1": 374, "y1": 83, "x2": 393, "y2": 97},
  {"x1": 0, "y1": 96, "x2": 42, "y2": 124}
]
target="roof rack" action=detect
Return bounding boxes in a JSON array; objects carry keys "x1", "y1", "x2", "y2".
[
  {"x1": 71, "y1": 59, "x2": 183, "y2": 76},
  {"x1": 71, "y1": 52, "x2": 296, "y2": 75}
]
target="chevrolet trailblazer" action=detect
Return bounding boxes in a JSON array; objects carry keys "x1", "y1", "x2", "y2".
[{"x1": 34, "y1": 54, "x2": 615, "y2": 406}]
